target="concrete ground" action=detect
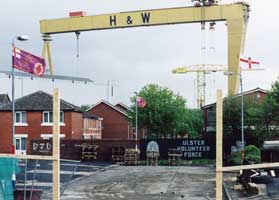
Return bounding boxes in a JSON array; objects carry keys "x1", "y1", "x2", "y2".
[{"x1": 42, "y1": 166, "x2": 217, "y2": 200}]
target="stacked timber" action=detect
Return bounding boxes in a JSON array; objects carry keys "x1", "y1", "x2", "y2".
[
  {"x1": 124, "y1": 148, "x2": 139, "y2": 165},
  {"x1": 81, "y1": 143, "x2": 98, "y2": 160},
  {"x1": 112, "y1": 146, "x2": 126, "y2": 162},
  {"x1": 168, "y1": 149, "x2": 182, "y2": 166}
]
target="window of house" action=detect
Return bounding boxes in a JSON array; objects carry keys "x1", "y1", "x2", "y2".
[
  {"x1": 15, "y1": 111, "x2": 27, "y2": 123},
  {"x1": 41, "y1": 133, "x2": 65, "y2": 140},
  {"x1": 15, "y1": 138, "x2": 27, "y2": 151},
  {"x1": 43, "y1": 111, "x2": 64, "y2": 123}
]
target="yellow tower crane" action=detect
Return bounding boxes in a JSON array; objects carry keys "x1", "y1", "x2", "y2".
[{"x1": 172, "y1": 64, "x2": 264, "y2": 108}]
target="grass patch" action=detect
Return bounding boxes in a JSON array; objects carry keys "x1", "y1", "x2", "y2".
[
  {"x1": 189, "y1": 159, "x2": 215, "y2": 165},
  {"x1": 138, "y1": 159, "x2": 215, "y2": 166}
]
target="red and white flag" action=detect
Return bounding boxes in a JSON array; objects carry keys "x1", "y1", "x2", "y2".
[
  {"x1": 240, "y1": 57, "x2": 260, "y2": 69},
  {"x1": 136, "y1": 97, "x2": 147, "y2": 108}
]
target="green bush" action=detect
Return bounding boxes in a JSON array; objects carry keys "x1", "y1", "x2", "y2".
[
  {"x1": 191, "y1": 159, "x2": 215, "y2": 165},
  {"x1": 244, "y1": 145, "x2": 261, "y2": 164},
  {"x1": 227, "y1": 145, "x2": 261, "y2": 166},
  {"x1": 227, "y1": 151, "x2": 242, "y2": 166}
]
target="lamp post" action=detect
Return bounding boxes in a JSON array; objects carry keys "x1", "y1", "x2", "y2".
[
  {"x1": 224, "y1": 71, "x2": 245, "y2": 164},
  {"x1": 239, "y1": 72, "x2": 245, "y2": 163},
  {"x1": 12, "y1": 35, "x2": 29, "y2": 153}
]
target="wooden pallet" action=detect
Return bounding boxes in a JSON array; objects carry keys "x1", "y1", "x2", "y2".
[
  {"x1": 81, "y1": 143, "x2": 99, "y2": 160},
  {"x1": 112, "y1": 146, "x2": 126, "y2": 162},
  {"x1": 168, "y1": 149, "x2": 182, "y2": 166},
  {"x1": 124, "y1": 149, "x2": 139, "y2": 165}
]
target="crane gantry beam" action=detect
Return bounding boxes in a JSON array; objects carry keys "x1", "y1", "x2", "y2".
[
  {"x1": 172, "y1": 65, "x2": 264, "y2": 73},
  {"x1": 40, "y1": 2, "x2": 250, "y2": 96},
  {"x1": 172, "y1": 64, "x2": 264, "y2": 107}
]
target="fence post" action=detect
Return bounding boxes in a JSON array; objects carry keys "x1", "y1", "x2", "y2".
[{"x1": 53, "y1": 88, "x2": 60, "y2": 200}]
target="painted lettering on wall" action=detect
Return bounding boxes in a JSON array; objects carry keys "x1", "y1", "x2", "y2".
[
  {"x1": 177, "y1": 140, "x2": 211, "y2": 158},
  {"x1": 32, "y1": 142, "x2": 52, "y2": 153}
]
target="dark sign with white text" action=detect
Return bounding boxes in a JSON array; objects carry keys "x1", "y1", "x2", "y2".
[{"x1": 140, "y1": 139, "x2": 215, "y2": 160}]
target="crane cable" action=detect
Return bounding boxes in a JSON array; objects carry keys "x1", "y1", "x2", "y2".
[
  {"x1": 209, "y1": 21, "x2": 217, "y2": 99},
  {"x1": 73, "y1": 31, "x2": 81, "y2": 85},
  {"x1": 209, "y1": 22, "x2": 216, "y2": 51}
]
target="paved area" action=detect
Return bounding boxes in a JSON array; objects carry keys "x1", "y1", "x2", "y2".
[
  {"x1": 16, "y1": 163, "x2": 279, "y2": 199},
  {"x1": 42, "y1": 166, "x2": 217, "y2": 200},
  {"x1": 16, "y1": 160, "x2": 112, "y2": 192}
]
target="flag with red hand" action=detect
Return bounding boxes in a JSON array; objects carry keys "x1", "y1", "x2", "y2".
[
  {"x1": 12, "y1": 46, "x2": 46, "y2": 76},
  {"x1": 136, "y1": 97, "x2": 147, "y2": 108}
]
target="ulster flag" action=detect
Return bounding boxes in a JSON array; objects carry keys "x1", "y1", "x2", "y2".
[
  {"x1": 12, "y1": 46, "x2": 46, "y2": 76},
  {"x1": 136, "y1": 97, "x2": 147, "y2": 108}
]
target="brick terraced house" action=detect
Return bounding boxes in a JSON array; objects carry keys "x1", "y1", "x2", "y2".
[
  {"x1": 0, "y1": 91, "x2": 102, "y2": 154},
  {"x1": 0, "y1": 94, "x2": 10, "y2": 105},
  {"x1": 87, "y1": 100, "x2": 145, "y2": 139},
  {"x1": 202, "y1": 88, "x2": 267, "y2": 134}
]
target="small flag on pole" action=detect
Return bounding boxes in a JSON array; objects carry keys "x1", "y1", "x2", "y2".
[
  {"x1": 12, "y1": 46, "x2": 46, "y2": 76},
  {"x1": 240, "y1": 57, "x2": 260, "y2": 69},
  {"x1": 136, "y1": 96, "x2": 147, "y2": 108}
]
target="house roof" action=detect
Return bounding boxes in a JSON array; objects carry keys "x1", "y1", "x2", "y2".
[
  {"x1": 82, "y1": 112, "x2": 103, "y2": 120},
  {"x1": 0, "y1": 91, "x2": 82, "y2": 112},
  {"x1": 202, "y1": 87, "x2": 267, "y2": 110},
  {"x1": 0, "y1": 94, "x2": 10, "y2": 104},
  {"x1": 115, "y1": 102, "x2": 132, "y2": 113},
  {"x1": 87, "y1": 100, "x2": 129, "y2": 117}
]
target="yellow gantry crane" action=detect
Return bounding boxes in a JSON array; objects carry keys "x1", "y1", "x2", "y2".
[
  {"x1": 172, "y1": 64, "x2": 264, "y2": 107},
  {"x1": 40, "y1": 2, "x2": 250, "y2": 96}
]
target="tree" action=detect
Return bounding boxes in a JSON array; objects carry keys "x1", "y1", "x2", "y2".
[
  {"x1": 223, "y1": 80, "x2": 279, "y2": 146},
  {"x1": 128, "y1": 84, "x2": 203, "y2": 138},
  {"x1": 80, "y1": 104, "x2": 91, "y2": 112},
  {"x1": 175, "y1": 109, "x2": 203, "y2": 138},
  {"x1": 256, "y1": 79, "x2": 279, "y2": 143},
  {"x1": 222, "y1": 95, "x2": 265, "y2": 148}
]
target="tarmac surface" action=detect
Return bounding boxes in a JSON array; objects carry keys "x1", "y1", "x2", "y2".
[
  {"x1": 16, "y1": 162, "x2": 279, "y2": 199},
  {"x1": 42, "y1": 165, "x2": 217, "y2": 200},
  {"x1": 16, "y1": 160, "x2": 112, "y2": 194}
]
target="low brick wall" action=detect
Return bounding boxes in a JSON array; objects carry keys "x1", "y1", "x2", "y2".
[{"x1": 30, "y1": 139, "x2": 137, "y2": 161}]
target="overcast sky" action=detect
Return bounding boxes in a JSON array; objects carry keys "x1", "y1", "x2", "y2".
[{"x1": 0, "y1": 0, "x2": 278, "y2": 108}]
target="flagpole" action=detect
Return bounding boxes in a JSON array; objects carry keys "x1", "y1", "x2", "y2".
[
  {"x1": 134, "y1": 92, "x2": 138, "y2": 150},
  {"x1": 11, "y1": 35, "x2": 29, "y2": 153},
  {"x1": 12, "y1": 44, "x2": 15, "y2": 152}
]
